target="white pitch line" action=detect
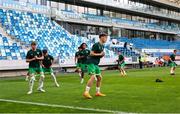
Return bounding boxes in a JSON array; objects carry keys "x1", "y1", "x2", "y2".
[{"x1": 0, "y1": 99, "x2": 123, "y2": 113}]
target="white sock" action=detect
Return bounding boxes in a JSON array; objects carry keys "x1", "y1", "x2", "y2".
[
  {"x1": 96, "y1": 87, "x2": 100, "y2": 93},
  {"x1": 170, "y1": 69, "x2": 174, "y2": 74},
  {"x1": 124, "y1": 71, "x2": 127, "y2": 75},
  {"x1": 29, "y1": 76, "x2": 35, "y2": 92},
  {"x1": 78, "y1": 72, "x2": 81, "y2": 78},
  {"x1": 51, "y1": 73, "x2": 58, "y2": 84},
  {"x1": 38, "y1": 76, "x2": 44, "y2": 89},
  {"x1": 85, "y1": 86, "x2": 90, "y2": 92}
]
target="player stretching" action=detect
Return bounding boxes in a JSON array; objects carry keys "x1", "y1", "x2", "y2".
[
  {"x1": 75, "y1": 47, "x2": 83, "y2": 83},
  {"x1": 117, "y1": 52, "x2": 126, "y2": 77},
  {"x1": 79, "y1": 43, "x2": 90, "y2": 84},
  {"x1": 83, "y1": 33, "x2": 107, "y2": 99},
  {"x1": 42, "y1": 49, "x2": 59, "y2": 87},
  {"x1": 169, "y1": 50, "x2": 177, "y2": 75},
  {"x1": 26, "y1": 42, "x2": 45, "y2": 94}
]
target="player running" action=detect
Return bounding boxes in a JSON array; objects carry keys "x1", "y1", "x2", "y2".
[
  {"x1": 26, "y1": 42, "x2": 45, "y2": 94},
  {"x1": 75, "y1": 47, "x2": 83, "y2": 82},
  {"x1": 83, "y1": 33, "x2": 107, "y2": 99},
  {"x1": 79, "y1": 43, "x2": 90, "y2": 84},
  {"x1": 42, "y1": 49, "x2": 59, "y2": 87},
  {"x1": 169, "y1": 50, "x2": 177, "y2": 75},
  {"x1": 117, "y1": 52, "x2": 126, "y2": 77}
]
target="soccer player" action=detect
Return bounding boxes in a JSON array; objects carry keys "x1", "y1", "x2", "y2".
[
  {"x1": 75, "y1": 47, "x2": 83, "y2": 81},
  {"x1": 117, "y1": 52, "x2": 126, "y2": 77},
  {"x1": 42, "y1": 49, "x2": 59, "y2": 87},
  {"x1": 79, "y1": 43, "x2": 90, "y2": 84},
  {"x1": 83, "y1": 33, "x2": 107, "y2": 99},
  {"x1": 169, "y1": 50, "x2": 177, "y2": 75},
  {"x1": 26, "y1": 42, "x2": 45, "y2": 94}
]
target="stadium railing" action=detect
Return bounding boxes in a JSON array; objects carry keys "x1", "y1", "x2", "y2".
[
  {"x1": 83, "y1": 0, "x2": 180, "y2": 20},
  {"x1": 56, "y1": 10, "x2": 179, "y2": 34}
]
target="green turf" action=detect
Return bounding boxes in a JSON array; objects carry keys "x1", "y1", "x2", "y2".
[{"x1": 0, "y1": 67, "x2": 180, "y2": 113}]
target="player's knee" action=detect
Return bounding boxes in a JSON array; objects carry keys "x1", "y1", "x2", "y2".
[
  {"x1": 40, "y1": 73, "x2": 45, "y2": 79},
  {"x1": 51, "y1": 73, "x2": 54, "y2": 76},
  {"x1": 96, "y1": 76, "x2": 102, "y2": 81},
  {"x1": 30, "y1": 75, "x2": 35, "y2": 81}
]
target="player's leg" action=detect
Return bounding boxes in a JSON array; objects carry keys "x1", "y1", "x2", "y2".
[
  {"x1": 170, "y1": 62, "x2": 175, "y2": 75},
  {"x1": 173, "y1": 62, "x2": 177, "y2": 74},
  {"x1": 121, "y1": 62, "x2": 126, "y2": 76},
  {"x1": 76, "y1": 63, "x2": 82, "y2": 78},
  {"x1": 25, "y1": 72, "x2": 29, "y2": 81},
  {"x1": 118, "y1": 65, "x2": 124, "y2": 76},
  {"x1": 50, "y1": 68, "x2": 59, "y2": 87},
  {"x1": 95, "y1": 65, "x2": 106, "y2": 97},
  {"x1": 83, "y1": 64, "x2": 95, "y2": 99},
  {"x1": 80, "y1": 64, "x2": 85, "y2": 84},
  {"x1": 27, "y1": 68, "x2": 36, "y2": 94},
  {"x1": 37, "y1": 68, "x2": 45, "y2": 92}
]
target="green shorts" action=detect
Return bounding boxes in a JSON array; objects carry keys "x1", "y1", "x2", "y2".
[
  {"x1": 169, "y1": 62, "x2": 177, "y2": 67},
  {"x1": 87, "y1": 64, "x2": 101, "y2": 76},
  {"x1": 43, "y1": 68, "x2": 53, "y2": 74},
  {"x1": 28, "y1": 67, "x2": 44, "y2": 76},
  {"x1": 81, "y1": 63, "x2": 87, "y2": 72},
  {"x1": 76, "y1": 63, "x2": 82, "y2": 69},
  {"x1": 118, "y1": 62, "x2": 126, "y2": 68}
]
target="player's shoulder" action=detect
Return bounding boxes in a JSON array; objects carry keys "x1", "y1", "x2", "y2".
[
  {"x1": 36, "y1": 49, "x2": 42, "y2": 52},
  {"x1": 27, "y1": 49, "x2": 32, "y2": 53},
  {"x1": 92, "y1": 42, "x2": 100, "y2": 48},
  {"x1": 93, "y1": 42, "x2": 99, "y2": 46},
  {"x1": 48, "y1": 54, "x2": 53, "y2": 58}
]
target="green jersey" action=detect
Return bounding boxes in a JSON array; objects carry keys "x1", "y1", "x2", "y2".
[
  {"x1": 42, "y1": 55, "x2": 54, "y2": 68},
  {"x1": 26, "y1": 49, "x2": 42, "y2": 68},
  {"x1": 80, "y1": 49, "x2": 90, "y2": 64},
  {"x1": 169, "y1": 54, "x2": 176, "y2": 63},
  {"x1": 87, "y1": 42, "x2": 104, "y2": 65},
  {"x1": 75, "y1": 51, "x2": 82, "y2": 63},
  {"x1": 118, "y1": 55, "x2": 124, "y2": 63}
]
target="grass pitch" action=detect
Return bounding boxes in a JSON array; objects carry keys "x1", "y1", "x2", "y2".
[{"x1": 0, "y1": 67, "x2": 180, "y2": 113}]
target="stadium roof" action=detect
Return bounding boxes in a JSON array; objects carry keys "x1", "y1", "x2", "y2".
[{"x1": 49, "y1": 0, "x2": 180, "y2": 11}]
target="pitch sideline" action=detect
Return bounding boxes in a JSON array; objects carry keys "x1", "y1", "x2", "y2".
[{"x1": 0, "y1": 98, "x2": 124, "y2": 113}]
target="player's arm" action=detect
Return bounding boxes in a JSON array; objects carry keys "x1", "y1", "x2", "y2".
[
  {"x1": 40, "y1": 61, "x2": 45, "y2": 68},
  {"x1": 35, "y1": 50, "x2": 44, "y2": 60},
  {"x1": 75, "y1": 56, "x2": 77, "y2": 64},
  {"x1": 26, "y1": 58, "x2": 36, "y2": 62},
  {"x1": 35, "y1": 55, "x2": 44, "y2": 60},
  {"x1": 77, "y1": 55, "x2": 84, "y2": 59},
  {"x1": 90, "y1": 51, "x2": 104, "y2": 57},
  {"x1": 75, "y1": 53, "x2": 78, "y2": 64},
  {"x1": 51, "y1": 56, "x2": 54, "y2": 65}
]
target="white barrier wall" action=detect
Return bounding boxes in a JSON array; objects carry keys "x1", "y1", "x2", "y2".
[
  {"x1": 59, "y1": 56, "x2": 138, "y2": 67},
  {"x1": 142, "y1": 49, "x2": 175, "y2": 53},
  {"x1": 0, "y1": 60, "x2": 28, "y2": 70}
]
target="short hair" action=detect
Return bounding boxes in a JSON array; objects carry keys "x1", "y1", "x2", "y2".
[
  {"x1": 78, "y1": 47, "x2": 82, "y2": 49},
  {"x1": 80, "y1": 43, "x2": 87, "y2": 48},
  {"x1": 31, "y1": 41, "x2": 36, "y2": 46},
  {"x1": 174, "y1": 50, "x2": 177, "y2": 52},
  {"x1": 42, "y1": 49, "x2": 48, "y2": 54},
  {"x1": 99, "y1": 33, "x2": 107, "y2": 38}
]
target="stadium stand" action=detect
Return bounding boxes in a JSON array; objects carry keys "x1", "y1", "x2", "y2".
[
  {"x1": 0, "y1": 33, "x2": 26, "y2": 60},
  {"x1": 0, "y1": 8, "x2": 116, "y2": 60},
  {"x1": 116, "y1": 37, "x2": 180, "y2": 49}
]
